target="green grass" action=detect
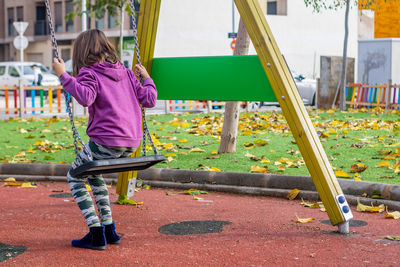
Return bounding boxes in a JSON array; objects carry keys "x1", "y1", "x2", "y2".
[{"x1": 1, "y1": 108, "x2": 400, "y2": 185}]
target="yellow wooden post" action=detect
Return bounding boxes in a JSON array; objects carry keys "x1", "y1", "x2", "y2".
[
  {"x1": 234, "y1": 0, "x2": 352, "y2": 231},
  {"x1": 116, "y1": 0, "x2": 161, "y2": 204}
]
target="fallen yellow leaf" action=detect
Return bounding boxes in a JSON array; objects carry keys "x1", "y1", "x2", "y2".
[
  {"x1": 162, "y1": 143, "x2": 174, "y2": 149},
  {"x1": 354, "y1": 173, "x2": 362, "y2": 181},
  {"x1": 3, "y1": 177, "x2": 16, "y2": 182},
  {"x1": 5, "y1": 182, "x2": 23, "y2": 186},
  {"x1": 178, "y1": 138, "x2": 188, "y2": 143},
  {"x1": 295, "y1": 215, "x2": 315, "y2": 223},
  {"x1": 335, "y1": 170, "x2": 350, "y2": 178},
  {"x1": 21, "y1": 182, "x2": 37, "y2": 188},
  {"x1": 287, "y1": 189, "x2": 300, "y2": 200},
  {"x1": 356, "y1": 198, "x2": 385, "y2": 213},
  {"x1": 349, "y1": 163, "x2": 368, "y2": 173},
  {"x1": 250, "y1": 165, "x2": 269, "y2": 173},
  {"x1": 254, "y1": 139, "x2": 267, "y2": 147},
  {"x1": 190, "y1": 147, "x2": 205, "y2": 153},
  {"x1": 14, "y1": 152, "x2": 26, "y2": 157},
  {"x1": 376, "y1": 161, "x2": 390, "y2": 168},
  {"x1": 385, "y1": 207, "x2": 400, "y2": 219},
  {"x1": 385, "y1": 236, "x2": 400, "y2": 241}
]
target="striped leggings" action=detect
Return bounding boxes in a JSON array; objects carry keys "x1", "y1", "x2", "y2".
[{"x1": 67, "y1": 141, "x2": 134, "y2": 227}]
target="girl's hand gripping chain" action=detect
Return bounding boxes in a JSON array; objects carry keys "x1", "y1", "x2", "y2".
[{"x1": 134, "y1": 64, "x2": 150, "y2": 80}]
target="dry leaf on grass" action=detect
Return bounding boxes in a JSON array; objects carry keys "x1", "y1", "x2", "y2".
[
  {"x1": 376, "y1": 161, "x2": 390, "y2": 168},
  {"x1": 190, "y1": 147, "x2": 205, "y2": 153},
  {"x1": 335, "y1": 170, "x2": 350, "y2": 178},
  {"x1": 250, "y1": 165, "x2": 269, "y2": 173},
  {"x1": 349, "y1": 163, "x2": 368, "y2": 173}
]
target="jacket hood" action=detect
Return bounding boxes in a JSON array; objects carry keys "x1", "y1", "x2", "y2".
[{"x1": 91, "y1": 61, "x2": 127, "y2": 81}]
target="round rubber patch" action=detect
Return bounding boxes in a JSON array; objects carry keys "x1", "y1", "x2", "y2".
[
  {"x1": 49, "y1": 193, "x2": 73, "y2": 198},
  {"x1": 158, "y1": 220, "x2": 232, "y2": 235},
  {"x1": 320, "y1": 220, "x2": 368, "y2": 227},
  {"x1": 0, "y1": 243, "x2": 26, "y2": 263}
]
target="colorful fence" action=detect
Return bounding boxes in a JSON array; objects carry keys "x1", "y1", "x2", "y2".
[
  {"x1": 166, "y1": 100, "x2": 208, "y2": 112},
  {"x1": 389, "y1": 83, "x2": 400, "y2": 110},
  {"x1": 0, "y1": 85, "x2": 66, "y2": 116},
  {"x1": 165, "y1": 100, "x2": 251, "y2": 113},
  {"x1": 345, "y1": 83, "x2": 387, "y2": 108}
]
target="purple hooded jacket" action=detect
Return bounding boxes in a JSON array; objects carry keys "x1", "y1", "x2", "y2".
[{"x1": 59, "y1": 61, "x2": 157, "y2": 148}]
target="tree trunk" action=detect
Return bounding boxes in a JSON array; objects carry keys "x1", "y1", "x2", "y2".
[
  {"x1": 218, "y1": 19, "x2": 250, "y2": 154},
  {"x1": 332, "y1": 0, "x2": 350, "y2": 110}
]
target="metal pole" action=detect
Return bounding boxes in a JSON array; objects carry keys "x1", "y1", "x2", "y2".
[
  {"x1": 232, "y1": 0, "x2": 235, "y2": 33},
  {"x1": 82, "y1": 0, "x2": 88, "y2": 116},
  {"x1": 19, "y1": 32, "x2": 24, "y2": 118},
  {"x1": 82, "y1": 0, "x2": 87, "y2": 31}
]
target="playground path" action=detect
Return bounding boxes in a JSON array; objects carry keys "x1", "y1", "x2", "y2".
[{"x1": 0, "y1": 181, "x2": 399, "y2": 267}]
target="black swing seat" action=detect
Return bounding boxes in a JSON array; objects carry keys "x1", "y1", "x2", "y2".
[{"x1": 70, "y1": 154, "x2": 165, "y2": 177}]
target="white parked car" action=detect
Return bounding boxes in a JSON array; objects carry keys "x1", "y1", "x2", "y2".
[
  {"x1": 291, "y1": 70, "x2": 316, "y2": 106},
  {"x1": 0, "y1": 62, "x2": 61, "y2": 95},
  {"x1": 252, "y1": 70, "x2": 316, "y2": 109}
]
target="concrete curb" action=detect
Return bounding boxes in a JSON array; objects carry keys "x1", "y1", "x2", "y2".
[{"x1": 1, "y1": 163, "x2": 400, "y2": 210}]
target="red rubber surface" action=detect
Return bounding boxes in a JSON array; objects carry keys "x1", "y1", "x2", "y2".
[{"x1": 1, "y1": 182, "x2": 399, "y2": 266}]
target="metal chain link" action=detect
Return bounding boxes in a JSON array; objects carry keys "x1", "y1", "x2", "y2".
[
  {"x1": 129, "y1": 0, "x2": 158, "y2": 156},
  {"x1": 44, "y1": 0, "x2": 92, "y2": 160}
]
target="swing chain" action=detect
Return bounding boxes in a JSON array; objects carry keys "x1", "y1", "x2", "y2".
[
  {"x1": 44, "y1": 0, "x2": 93, "y2": 160},
  {"x1": 45, "y1": 0, "x2": 156, "y2": 159},
  {"x1": 129, "y1": 0, "x2": 159, "y2": 156}
]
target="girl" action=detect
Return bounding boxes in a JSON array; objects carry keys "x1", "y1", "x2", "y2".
[{"x1": 52, "y1": 29, "x2": 157, "y2": 250}]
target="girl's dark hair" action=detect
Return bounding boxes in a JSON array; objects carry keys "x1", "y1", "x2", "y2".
[{"x1": 72, "y1": 29, "x2": 120, "y2": 76}]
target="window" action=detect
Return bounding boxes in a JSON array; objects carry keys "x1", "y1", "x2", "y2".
[
  {"x1": 35, "y1": 5, "x2": 47, "y2": 35},
  {"x1": 267, "y1": 1, "x2": 277, "y2": 15},
  {"x1": 16, "y1": 6, "x2": 23, "y2": 22},
  {"x1": 65, "y1": 0, "x2": 74, "y2": 32},
  {"x1": 8, "y1": 67, "x2": 20, "y2": 77},
  {"x1": 96, "y1": 17, "x2": 105, "y2": 30},
  {"x1": 0, "y1": 66, "x2": 6, "y2": 76},
  {"x1": 267, "y1": 0, "x2": 287, "y2": 16},
  {"x1": 8, "y1": 8, "x2": 14, "y2": 36},
  {"x1": 108, "y1": 13, "x2": 118, "y2": 29},
  {"x1": 61, "y1": 48, "x2": 71, "y2": 61},
  {"x1": 55, "y1": 2, "x2": 63, "y2": 32}
]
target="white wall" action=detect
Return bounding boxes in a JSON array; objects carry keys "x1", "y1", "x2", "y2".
[
  {"x1": 154, "y1": 0, "x2": 358, "y2": 79},
  {"x1": 155, "y1": 0, "x2": 239, "y2": 57}
]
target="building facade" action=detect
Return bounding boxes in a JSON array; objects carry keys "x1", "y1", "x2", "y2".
[
  {"x1": 153, "y1": 0, "x2": 359, "y2": 79},
  {"x1": 0, "y1": 0, "x2": 375, "y2": 80},
  {"x1": 0, "y1": 0, "x2": 134, "y2": 69}
]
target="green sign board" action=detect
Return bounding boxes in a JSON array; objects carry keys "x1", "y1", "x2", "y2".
[{"x1": 151, "y1": 55, "x2": 276, "y2": 102}]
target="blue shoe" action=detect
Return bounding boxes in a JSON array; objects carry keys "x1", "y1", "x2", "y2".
[
  {"x1": 71, "y1": 226, "x2": 106, "y2": 250},
  {"x1": 104, "y1": 222, "x2": 120, "y2": 244}
]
